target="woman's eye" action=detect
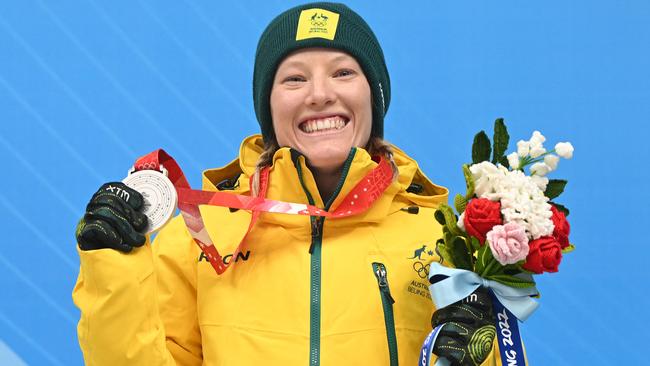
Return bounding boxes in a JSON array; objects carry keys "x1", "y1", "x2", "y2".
[
  {"x1": 283, "y1": 76, "x2": 306, "y2": 83},
  {"x1": 334, "y1": 69, "x2": 356, "y2": 78}
]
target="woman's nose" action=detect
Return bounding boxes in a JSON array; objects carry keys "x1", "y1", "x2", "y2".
[{"x1": 305, "y1": 77, "x2": 336, "y2": 107}]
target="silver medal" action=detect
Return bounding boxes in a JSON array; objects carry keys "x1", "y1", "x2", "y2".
[{"x1": 123, "y1": 165, "x2": 177, "y2": 234}]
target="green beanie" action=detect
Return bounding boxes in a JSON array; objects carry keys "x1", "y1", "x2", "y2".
[{"x1": 253, "y1": 2, "x2": 391, "y2": 143}]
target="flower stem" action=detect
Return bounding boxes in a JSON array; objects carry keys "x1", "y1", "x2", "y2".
[
  {"x1": 520, "y1": 149, "x2": 558, "y2": 169},
  {"x1": 482, "y1": 256, "x2": 499, "y2": 277}
]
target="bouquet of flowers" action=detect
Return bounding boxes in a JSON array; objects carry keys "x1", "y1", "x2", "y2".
[{"x1": 420, "y1": 119, "x2": 575, "y2": 366}]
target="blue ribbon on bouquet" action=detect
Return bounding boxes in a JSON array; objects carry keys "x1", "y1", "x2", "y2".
[{"x1": 418, "y1": 263, "x2": 539, "y2": 366}]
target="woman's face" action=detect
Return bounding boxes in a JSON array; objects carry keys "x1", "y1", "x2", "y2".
[{"x1": 270, "y1": 48, "x2": 372, "y2": 173}]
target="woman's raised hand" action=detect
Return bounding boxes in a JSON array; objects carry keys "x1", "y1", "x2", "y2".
[{"x1": 75, "y1": 182, "x2": 148, "y2": 253}]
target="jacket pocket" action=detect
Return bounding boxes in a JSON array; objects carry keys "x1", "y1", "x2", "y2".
[{"x1": 372, "y1": 262, "x2": 399, "y2": 366}]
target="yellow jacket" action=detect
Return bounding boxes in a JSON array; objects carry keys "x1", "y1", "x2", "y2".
[{"x1": 73, "y1": 135, "x2": 503, "y2": 365}]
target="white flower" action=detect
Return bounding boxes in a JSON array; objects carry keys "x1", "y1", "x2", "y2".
[
  {"x1": 530, "y1": 131, "x2": 546, "y2": 145},
  {"x1": 470, "y1": 161, "x2": 501, "y2": 178},
  {"x1": 472, "y1": 167, "x2": 554, "y2": 240},
  {"x1": 528, "y1": 131, "x2": 547, "y2": 158},
  {"x1": 544, "y1": 154, "x2": 560, "y2": 170},
  {"x1": 517, "y1": 140, "x2": 530, "y2": 157},
  {"x1": 530, "y1": 175, "x2": 549, "y2": 191},
  {"x1": 529, "y1": 145, "x2": 546, "y2": 158},
  {"x1": 470, "y1": 162, "x2": 506, "y2": 200},
  {"x1": 530, "y1": 162, "x2": 550, "y2": 176},
  {"x1": 507, "y1": 152, "x2": 520, "y2": 169},
  {"x1": 555, "y1": 142, "x2": 574, "y2": 159}
]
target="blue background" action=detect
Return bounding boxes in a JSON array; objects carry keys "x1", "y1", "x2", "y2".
[{"x1": 1, "y1": 0, "x2": 648, "y2": 364}]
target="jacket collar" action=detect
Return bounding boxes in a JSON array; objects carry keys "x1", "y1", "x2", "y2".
[{"x1": 201, "y1": 134, "x2": 448, "y2": 227}]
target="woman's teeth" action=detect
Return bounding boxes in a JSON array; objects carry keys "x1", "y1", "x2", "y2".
[{"x1": 300, "y1": 117, "x2": 347, "y2": 133}]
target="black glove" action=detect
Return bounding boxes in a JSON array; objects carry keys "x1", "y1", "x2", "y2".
[
  {"x1": 431, "y1": 287, "x2": 496, "y2": 366},
  {"x1": 76, "y1": 182, "x2": 148, "y2": 253}
]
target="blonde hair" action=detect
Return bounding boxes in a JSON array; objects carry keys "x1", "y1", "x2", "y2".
[{"x1": 251, "y1": 136, "x2": 399, "y2": 197}]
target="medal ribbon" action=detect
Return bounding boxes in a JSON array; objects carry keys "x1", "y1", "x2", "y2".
[
  {"x1": 133, "y1": 149, "x2": 393, "y2": 274},
  {"x1": 491, "y1": 293, "x2": 527, "y2": 366},
  {"x1": 417, "y1": 324, "x2": 450, "y2": 366}
]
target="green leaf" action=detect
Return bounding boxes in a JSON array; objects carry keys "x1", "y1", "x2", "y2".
[
  {"x1": 434, "y1": 209, "x2": 446, "y2": 225},
  {"x1": 520, "y1": 268, "x2": 537, "y2": 275},
  {"x1": 492, "y1": 118, "x2": 509, "y2": 164},
  {"x1": 499, "y1": 260, "x2": 526, "y2": 276},
  {"x1": 454, "y1": 194, "x2": 468, "y2": 214},
  {"x1": 544, "y1": 179, "x2": 567, "y2": 200},
  {"x1": 562, "y1": 244, "x2": 576, "y2": 254},
  {"x1": 476, "y1": 244, "x2": 504, "y2": 277},
  {"x1": 551, "y1": 202, "x2": 570, "y2": 217},
  {"x1": 435, "y1": 239, "x2": 452, "y2": 266},
  {"x1": 472, "y1": 131, "x2": 492, "y2": 164},
  {"x1": 442, "y1": 227, "x2": 454, "y2": 252},
  {"x1": 438, "y1": 204, "x2": 464, "y2": 237},
  {"x1": 499, "y1": 155, "x2": 510, "y2": 169},
  {"x1": 440, "y1": 229, "x2": 454, "y2": 268},
  {"x1": 470, "y1": 236, "x2": 481, "y2": 252},
  {"x1": 486, "y1": 274, "x2": 537, "y2": 289},
  {"x1": 450, "y1": 236, "x2": 473, "y2": 270},
  {"x1": 474, "y1": 244, "x2": 492, "y2": 275},
  {"x1": 462, "y1": 164, "x2": 475, "y2": 199}
]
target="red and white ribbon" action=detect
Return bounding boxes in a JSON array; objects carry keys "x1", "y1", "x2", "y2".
[{"x1": 133, "y1": 149, "x2": 393, "y2": 275}]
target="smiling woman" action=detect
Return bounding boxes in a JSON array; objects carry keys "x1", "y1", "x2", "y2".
[
  {"x1": 72, "y1": 2, "x2": 506, "y2": 366},
  {"x1": 269, "y1": 49, "x2": 374, "y2": 201}
]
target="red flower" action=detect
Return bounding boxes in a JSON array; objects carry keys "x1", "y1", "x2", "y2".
[
  {"x1": 463, "y1": 198, "x2": 502, "y2": 244},
  {"x1": 550, "y1": 205, "x2": 571, "y2": 249},
  {"x1": 523, "y1": 236, "x2": 563, "y2": 274}
]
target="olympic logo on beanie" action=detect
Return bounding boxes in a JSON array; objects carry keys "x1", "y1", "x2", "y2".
[{"x1": 296, "y1": 8, "x2": 340, "y2": 40}]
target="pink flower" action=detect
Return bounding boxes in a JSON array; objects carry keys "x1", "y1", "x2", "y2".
[{"x1": 486, "y1": 222, "x2": 530, "y2": 265}]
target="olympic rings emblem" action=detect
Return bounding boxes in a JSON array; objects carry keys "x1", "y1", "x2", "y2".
[
  {"x1": 412, "y1": 261, "x2": 429, "y2": 279},
  {"x1": 137, "y1": 161, "x2": 158, "y2": 170}
]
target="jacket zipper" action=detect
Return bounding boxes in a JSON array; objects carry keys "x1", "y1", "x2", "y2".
[
  {"x1": 309, "y1": 216, "x2": 324, "y2": 366},
  {"x1": 295, "y1": 149, "x2": 356, "y2": 366},
  {"x1": 372, "y1": 262, "x2": 399, "y2": 366}
]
